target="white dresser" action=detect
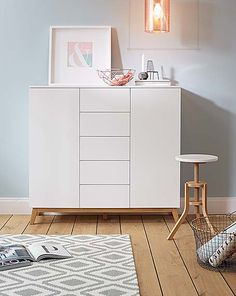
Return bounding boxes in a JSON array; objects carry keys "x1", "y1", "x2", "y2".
[{"x1": 29, "y1": 86, "x2": 181, "y2": 223}]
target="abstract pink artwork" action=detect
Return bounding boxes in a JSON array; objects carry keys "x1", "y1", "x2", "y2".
[{"x1": 67, "y1": 42, "x2": 93, "y2": 68}]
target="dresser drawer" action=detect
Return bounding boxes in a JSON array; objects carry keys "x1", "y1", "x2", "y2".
[
  {"x1": 80, "y1": 185, "x2": 129, "y2": 208},
  {"x1": 80, "y1": 137, "x2": 130, "y2": 160},
  {"x1": 80, "y1": 113, "x2": 130, "y2": 136},
  {"x1": 80, "y1": 89, "x2": 130, "y2": 112},
  {"x1": 80, "y1": 161, "x2": 129, "y2": 184}
]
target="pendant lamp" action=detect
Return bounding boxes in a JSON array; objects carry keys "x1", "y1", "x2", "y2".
[{"x1": 145, "y1": 0, "x2": 170, "y2": 33}]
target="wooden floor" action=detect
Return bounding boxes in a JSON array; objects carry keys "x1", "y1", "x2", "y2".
[{"x1": 0, "y1": 214, "x2": 235, "y2": 296}]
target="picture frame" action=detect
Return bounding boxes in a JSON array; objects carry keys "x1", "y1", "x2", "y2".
[{"x1": 49, "y1": 26, "x2": 111, "y2": 86}]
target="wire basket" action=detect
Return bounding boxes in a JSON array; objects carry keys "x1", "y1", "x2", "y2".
[
  {"x1": 190, "y1": 212, "x2": 236, "y2": 272},
  {"x1": 97, "y1": 69, "x2": 135, "y2": 86}
]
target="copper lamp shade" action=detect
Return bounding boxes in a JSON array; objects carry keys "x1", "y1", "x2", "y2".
[{"x1": 145, "y1": 0, "x2": 170, "y2": 33}]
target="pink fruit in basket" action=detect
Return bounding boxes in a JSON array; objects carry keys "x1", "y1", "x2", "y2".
[
  {"x1": 98, "y1": 69, "x2": 135, "y2": 86},
  {"x1": 111, "y1": 70, "x2": 134, "y2": 86}
]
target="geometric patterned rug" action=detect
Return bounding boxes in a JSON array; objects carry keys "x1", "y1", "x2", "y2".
[{"x1": 0, "y1": 235, "x2": 140, "y2": 296}]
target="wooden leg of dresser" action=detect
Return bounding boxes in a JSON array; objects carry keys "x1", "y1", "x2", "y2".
[
  {"x1": 30, "y1": 208, "x2": 38, "y2": 225},
  {"x1": 171, "y1": 208, "x2": 179, "y2": 223}
]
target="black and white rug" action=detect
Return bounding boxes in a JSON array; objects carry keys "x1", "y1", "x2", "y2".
[{"x1": 0, "y1": 235, "x2": 140, "y2": 296}]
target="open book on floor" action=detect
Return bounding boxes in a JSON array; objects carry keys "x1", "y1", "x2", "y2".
[{"x1": 0, "y1": 243, "x2": 72, "y2": 271}]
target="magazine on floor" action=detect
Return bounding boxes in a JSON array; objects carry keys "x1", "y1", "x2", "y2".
[{"x1": 0, "y1": 243, "x2": 72, "y2": 271}]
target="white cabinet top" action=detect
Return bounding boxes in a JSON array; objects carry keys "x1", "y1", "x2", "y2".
[{"x1": 29, "y1": 85, "x2": 181, "y2": 89}]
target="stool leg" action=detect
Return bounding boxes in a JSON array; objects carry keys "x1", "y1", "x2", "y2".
[
  {"x1": 202, "y1": 183, "x2": 208, "y2": 217},
  {"x1": 194, "y1": 188, "x2": 201, "y2": 218},
  {"x1": 194, "y1": 163, "x2": 200, "y2": 218},
  {"x1": 201, "y1": 184, "x2": 217, "y2": 234},
  {"x1": 167, "y1": 183, "x2": 190, "y2": 240}
]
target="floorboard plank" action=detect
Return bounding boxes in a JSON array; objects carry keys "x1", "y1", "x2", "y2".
[
  {"x1": 47, "y1": 215, "x2": 76, "y2": 235},
  {"x1": 221, "y1": 273, "x2": 236, "y2": 295},
  {"x1": 143, "y1": 216, "x2": 198, "y2": 296},
  {"x1": 97, "y1": 215, "x2": 121, "y2": 234},
  {"x1": 72, "y1": 216, "x2": 97, "y2": 235},
  {"x1": 121, "y1": 215, "x2": 162, "y2": 296},
  {"x1": 0, "y1": 215, "x2": 30, "y2": 234},
  {"x1": 0, "y1": 215, "x2": 12, "y2": 230},
  {"x1": 23, "y1": 216, "x2": 54, "y2": 234},
  {"x1": 165, "y1": 216, "x2": 234, "y2": 296}
]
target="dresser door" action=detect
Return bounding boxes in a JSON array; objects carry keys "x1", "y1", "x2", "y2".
[
  {"x1": 29, "y1": 88, "x2": 79, "y2": 208},
  {"x1": 130, "y1": 88, "x2": 180, "y2": 208}
]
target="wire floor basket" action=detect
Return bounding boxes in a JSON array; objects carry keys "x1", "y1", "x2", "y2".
[{"x1": 190, "y1": 212, "x2": 236, "y2": 272}]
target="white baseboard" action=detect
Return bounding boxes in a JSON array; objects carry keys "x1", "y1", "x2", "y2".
[
  {"x1": 0, "y1": 197, "x2": 235, "y2": 215},
  {"x1": 0, "y1": 198, "x2": 31, "y2": 214}
]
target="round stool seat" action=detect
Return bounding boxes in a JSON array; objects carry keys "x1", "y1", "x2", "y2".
[{"x1": 175, "y1": 154, "x2": 218, "y2": 163}]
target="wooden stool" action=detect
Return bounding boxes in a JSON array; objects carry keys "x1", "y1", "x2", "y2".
[{"x1": 167, "y1": 154, "x2": 218, "y2": 240}]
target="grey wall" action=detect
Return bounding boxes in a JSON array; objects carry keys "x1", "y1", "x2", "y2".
[{"x1": 0, "y1": 0, "x2": 236, "y2": 197}]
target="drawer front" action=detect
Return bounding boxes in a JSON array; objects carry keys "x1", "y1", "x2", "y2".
[
  {"x1": 80, "y1": 185, "x2": 129, "y2": 208},
  {"x1": 80, "y1": 161, "x2": 129, "y2": 184},
  {"x1": 80, "y1": 89, "x2": 130, "y2": 112},
  {"x1": 80, "y1": 113, "x2": 130, "y2": 136},
  {"x1": 80, "y1": 137, "x2": 130, "y2": 160}
]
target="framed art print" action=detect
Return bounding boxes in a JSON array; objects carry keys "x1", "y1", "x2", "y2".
[{"x1": 49, "y1": 26, "x2": 111, "y2": 85}]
